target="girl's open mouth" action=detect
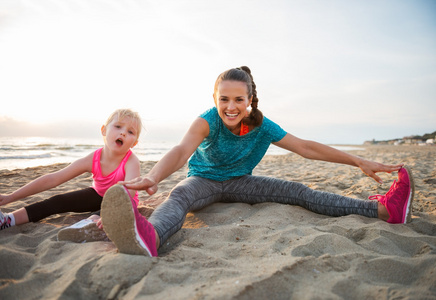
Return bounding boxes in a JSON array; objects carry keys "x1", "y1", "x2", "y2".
[{"x1": 116, "y1": 139, "x2": 124, "y2": 146}]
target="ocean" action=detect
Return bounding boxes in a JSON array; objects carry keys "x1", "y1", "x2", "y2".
[
  {"x1": 0, "y1": 136, "x2": 289, "y2": 171},
  {"x1": 0, "y1": 136, "x2": 362, "y2": 171}
]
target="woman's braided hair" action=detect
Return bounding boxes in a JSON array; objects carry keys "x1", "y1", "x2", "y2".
[{"x1": 213, "y1": 66, "x2": 263, "y2": 127}]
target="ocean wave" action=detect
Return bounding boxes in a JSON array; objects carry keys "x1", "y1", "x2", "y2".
[
  {"x1": 0, "y1": 145, "x2": 100, "y2": 152},
  {"x1": 55, "y1": 146, "x2": 75, "y2": 151},
  {"x1": 0, "y1": 146, "x2": 55, "y2": 151},
  {"x1": 76, "y1": 144, "x2": 101, "y2": 148},
  {"x1": 0, "y1": 153, "x2": 52, "y2": 160}
]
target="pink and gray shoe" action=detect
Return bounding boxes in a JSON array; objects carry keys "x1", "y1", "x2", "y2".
[
  {"x1": 101, "y1": 184, "x2": 158, "y2": 257},
  {"x1": 369, "y1": 166, "x2": 415, "y2": 224}
]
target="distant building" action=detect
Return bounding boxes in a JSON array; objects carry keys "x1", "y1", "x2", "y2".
[
  {"x1": 363, "y1": 134, "x2": 435, "y2": 146},
  {"x1": 363, "y1": 139, "x2": 376, "y2": 145},
  {"x1": 403, "y1": 136, "x2": 423, "y2": 145}
]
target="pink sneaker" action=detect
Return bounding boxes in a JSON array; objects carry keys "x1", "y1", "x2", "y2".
[
  {"x1": 369, "y1": 166, "x2": 415, "y2": 224},
  {"x1": 101, "y1": 185, "x2": 158, "y2": 257}
]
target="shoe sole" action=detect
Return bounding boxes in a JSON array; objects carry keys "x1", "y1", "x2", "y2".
[
  {"x1": 101, "y1": 185, "x2": 152, "y2": 256},
  {"x1": 402, "y1": 165, "x2": 415, "y2": 224},
  {"x1": 57, "y1": 220, "x2": 108, "y2": 243}
]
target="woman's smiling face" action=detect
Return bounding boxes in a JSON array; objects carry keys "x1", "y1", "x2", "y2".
[{"x1": 214, "y1": 80, "x2": 252, "y2": 134}]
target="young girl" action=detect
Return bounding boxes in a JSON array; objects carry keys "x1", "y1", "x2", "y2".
[
  {"x1": 100, "y1": 67, "x2": 414, "y2": 257},
  {"x1": 0, "y1": 109, "x2": 142, "y2": 232}
]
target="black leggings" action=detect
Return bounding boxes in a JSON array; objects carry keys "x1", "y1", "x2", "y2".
[{"x1": 25, "y1": 188, "x2": 102, "y2": 222}]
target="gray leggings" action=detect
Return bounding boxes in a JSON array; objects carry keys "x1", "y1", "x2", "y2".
[{"x1": 148, "y1": 175, "x2": 378, "y2": 247}]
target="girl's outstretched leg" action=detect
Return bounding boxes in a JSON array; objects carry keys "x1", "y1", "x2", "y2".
[
  {"x1": 25, "y1": 188, "x2": 102, "y2": 223},
  {"x1": 101, "y1": 184, "x2": 158, "y2": 257},
  {"x1": 0, "y1": 208, "x2": 29, "y2": 230},
  {"x1": 0, "y1": 209, "x2": 16, "y2": 230}
]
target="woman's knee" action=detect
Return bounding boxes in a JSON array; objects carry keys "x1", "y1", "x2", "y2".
[{"x1": 167, "y1": 186, "x2": 192, "y2": 210}]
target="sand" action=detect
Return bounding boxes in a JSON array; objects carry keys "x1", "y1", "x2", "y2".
[{"x1": 0, "y1": 145, "x2": 435, "y2": 299}]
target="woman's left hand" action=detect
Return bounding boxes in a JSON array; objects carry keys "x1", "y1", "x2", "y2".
[{"x1": 358, "y1": 159, "x2": 403, "y2": 184}]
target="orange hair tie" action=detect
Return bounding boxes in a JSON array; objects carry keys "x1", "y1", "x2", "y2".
[{"x1": 240, "y1": 122, "x2": 249, "y2": 136}]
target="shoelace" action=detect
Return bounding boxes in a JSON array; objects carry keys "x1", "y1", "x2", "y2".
[{"x1": 368, "y1": 180, "x2": 398, "y2": 204}]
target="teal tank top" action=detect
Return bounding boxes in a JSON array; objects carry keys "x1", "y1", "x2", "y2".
[{"x1": 187, "y1": 107, "x2": 287, "y2": 181}]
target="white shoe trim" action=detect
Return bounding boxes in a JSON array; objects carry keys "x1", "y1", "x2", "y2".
[
  {"x1": 67, "y1": 219, "x2": 94, "y2": 229},
  {"x1": 131, "y1": 205, "x2": 153, "y2": 257},
  {"x1": 403, "y1": 189, "x2": 412, "y2": 224}
]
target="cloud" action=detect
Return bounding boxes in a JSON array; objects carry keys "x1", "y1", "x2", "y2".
[{"x1": 0, "y1": 0, "x2": 435, "y2": 145}]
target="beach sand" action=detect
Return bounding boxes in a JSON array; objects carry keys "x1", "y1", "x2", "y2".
[{"x1": 0, "y1": 145, "x2": 435, "y2": 299}]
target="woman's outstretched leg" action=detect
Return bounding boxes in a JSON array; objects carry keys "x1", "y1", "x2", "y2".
[
  {"x1": 221, "y1": 168, "x2": 414, "y2": 224},
  {"x1": 101, "y1": 177, "x2": 222, "y2": 256},
  {"x1": 149, "y1": 176, "x2": 222, "y2": 247},
  {"x1": 101, "y1": 184, "x2": 158, "y2": 257},
  {"x1": 221, "y1": 175, "x2": 379, "y2": 218}
]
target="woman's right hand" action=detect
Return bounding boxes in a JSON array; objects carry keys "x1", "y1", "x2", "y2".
[
  {"x1": 119, "y1": 176, "x2": 158, "y2": 195},
  {"x1": 119, "y1": 117, "x2": 209, "y2": 196}
]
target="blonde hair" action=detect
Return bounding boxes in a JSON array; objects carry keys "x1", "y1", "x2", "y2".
[{"x1": 105, "y1": 109, "x2": 143, "y2": 138}]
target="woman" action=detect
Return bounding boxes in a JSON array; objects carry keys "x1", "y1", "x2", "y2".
[{"x1": 100, "y1": 66, "x2": 414, "y2": 257}]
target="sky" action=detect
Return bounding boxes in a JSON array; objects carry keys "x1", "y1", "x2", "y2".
[{"x1": 0, "y1": 0, "x2": 435, "y2": 145}]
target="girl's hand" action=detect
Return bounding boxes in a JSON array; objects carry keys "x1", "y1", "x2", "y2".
[
  {"x1": 96, "y1": 218, "x2": 103, "y2": 230},
  {"x1": 358, "y1": 159, "x2": 403, "y2": 184},
  {"x1": 119, "y1": 176, "x2": 158, "y2": 195},
  {"x1": 0, "y1": 194, "x2": 14, "y2": 206}
]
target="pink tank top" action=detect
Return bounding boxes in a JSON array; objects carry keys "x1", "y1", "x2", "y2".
[{"x1": 92, "y1": 148, "x2": 139, "y2": 205}]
